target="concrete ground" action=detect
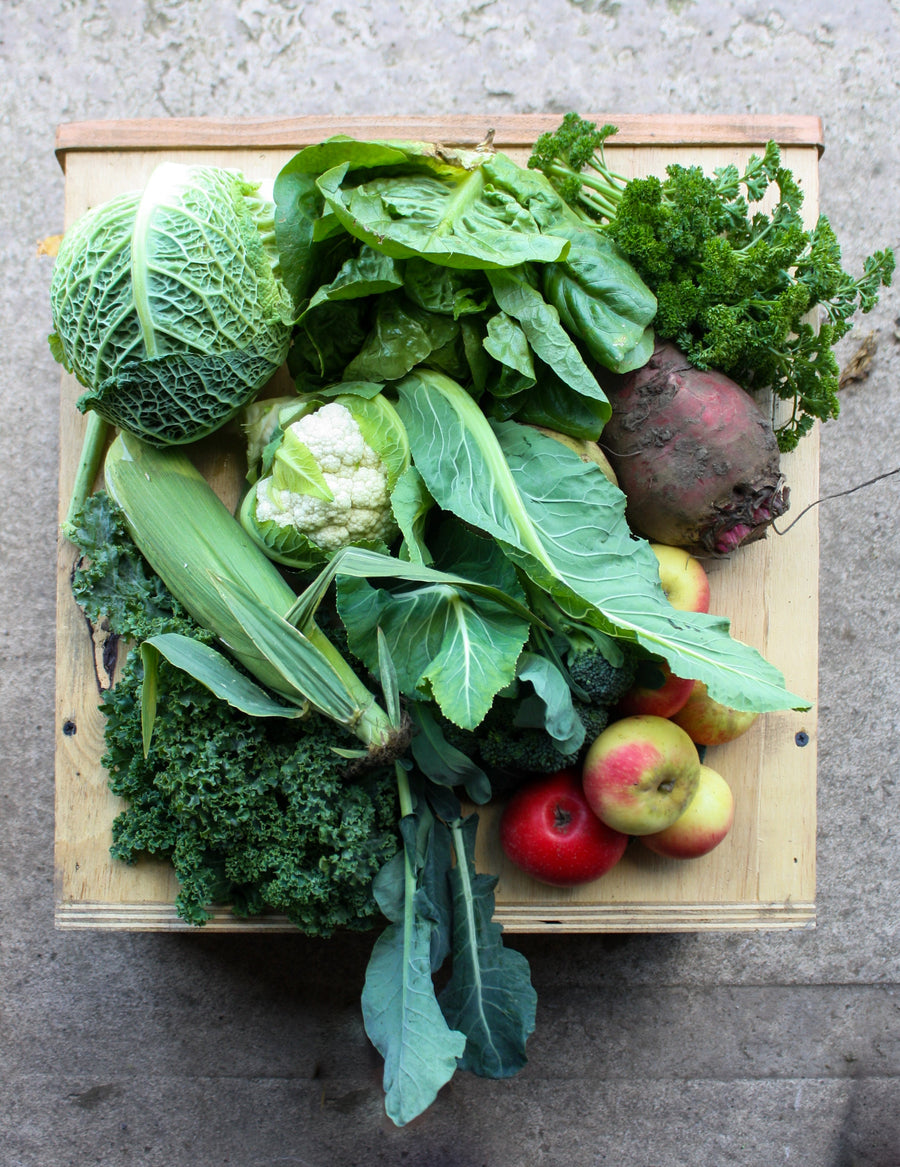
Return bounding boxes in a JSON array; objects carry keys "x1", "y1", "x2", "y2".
[{"x1": 3, "y1": 2, "x2": 900, "y2": 1164}]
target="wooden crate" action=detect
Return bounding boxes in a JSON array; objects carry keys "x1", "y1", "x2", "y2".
[{"x1": 54, "y1": 115, "x2": 821, "y2": 932}]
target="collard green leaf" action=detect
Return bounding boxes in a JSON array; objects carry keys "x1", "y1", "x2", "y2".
[
  {"x1": 336, "y1": 573, "x2": 529, "y2": 730},
  {"x1": 407, "y1": 703, "x2": 492, "y2": 805},
  {"x1": 439, "y1": 816, "x2": 537, "y2": 1078},
  {"x1": 362, "y1": 811, "x2": 466, "y2": 1127},
  {"x1": 390, "y1": 465, "x2": 436, "y2": 565},
  {"x1": 515, "y1": 651, "x2": 584, "y2": 753},
  {"x1": 395, "y1": 370, "x2": 809, "y2": 713}
]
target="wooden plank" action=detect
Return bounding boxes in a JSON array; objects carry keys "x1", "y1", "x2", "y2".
[
  {"x1": 53, "y1": 119, "x2": 819, "y2": 932},
  {"x1": 55, "y1": 113, "x2": 825, "y2": 169}
]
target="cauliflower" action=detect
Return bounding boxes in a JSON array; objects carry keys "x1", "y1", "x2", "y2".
[{"x1": 254, "y1": 401, "x2": 399, "y2": 553}]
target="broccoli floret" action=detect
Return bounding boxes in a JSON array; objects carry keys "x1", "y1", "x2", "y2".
[
  {"x1": 103, "y1": 650, "x2": 400, "y2": 934},
  {"x1": 567, "y1": 648, "x2": 638, "y2": 707},
  {"x1": 453, "y1": 697, "x2": 610, "y2": 795}
]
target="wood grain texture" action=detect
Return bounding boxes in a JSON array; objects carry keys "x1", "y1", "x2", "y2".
[
  {"x1": 53, "y1": 117, "x2": 819, "y2": 933},
  {"x1": 54, "y1": 113, "x2": 825, "y2": 170}
]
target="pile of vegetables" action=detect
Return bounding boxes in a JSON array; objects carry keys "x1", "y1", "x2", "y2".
[{"x1": 50, "y1": 117, "x2": 892, "y2": 1126}]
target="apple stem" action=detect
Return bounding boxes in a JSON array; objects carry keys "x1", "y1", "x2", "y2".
[{"x1": 554, "y1": 803, "x2": 573, "y2": 831}]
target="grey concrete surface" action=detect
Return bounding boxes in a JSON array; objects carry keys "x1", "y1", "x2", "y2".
[{"x1": 3, "y1": 2, "x2": 900, "y2": 1164}]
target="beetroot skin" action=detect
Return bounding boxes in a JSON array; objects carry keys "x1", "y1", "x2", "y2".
[{"x1": 601, "y1": 342, "x2": 789, "y2": 556}]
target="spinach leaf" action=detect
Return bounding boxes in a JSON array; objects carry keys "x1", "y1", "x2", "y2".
[
  {"x1": 512, "y1": 360, "x2": 609, "y2": 440},
  {"x1": 487, "y1": 266, "x2": 610, "y2": 423},
  {"x1": 317, "y1": 161, "x2": 570, "y2": 271},
  {"x1": 301, "y1": 244, "x2": 404, "y2": 314},
  {"x1": 344, "y1": 292, "x2": 459, "y2": 381},
  {"x1": 290, "y1": 298, "x2": 370, "y2": 384},
  {"x1": 542, "y1": 223, "x2": 657, "y2": 373},
  {"x1": 403, "y1": 258, "x2": 492, "y2": 317}
]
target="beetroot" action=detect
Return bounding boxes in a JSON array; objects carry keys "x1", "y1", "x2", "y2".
[{"x1": 601, "y1": 341, "x2": 789, "y2": 556}]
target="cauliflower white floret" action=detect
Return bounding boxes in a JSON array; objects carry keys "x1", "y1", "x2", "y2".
[{"x1": 255, "y1": 402, "x2": 398, "y2": 553}]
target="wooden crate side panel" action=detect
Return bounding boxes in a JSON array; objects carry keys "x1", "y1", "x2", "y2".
[
  {"x1": 54, "y1": 126, "x2": 819, "y2": 932},
  {"x1": 55, "y1": 113, "x2": 825, "y2": 166}
]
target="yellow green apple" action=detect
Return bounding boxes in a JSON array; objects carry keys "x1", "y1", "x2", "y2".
[
  {"x1": 670, "y1": 680, "x2": 759, "y2": 746},
  {"x1": 649, "y1": 542, "x2": 711, "y2": 613},
  {"x1": 581, "y1": 714, "x2": 701, "y2": 835},
  {"x1": 641, "y1": 764, "x2": 735, "y2": 859}
]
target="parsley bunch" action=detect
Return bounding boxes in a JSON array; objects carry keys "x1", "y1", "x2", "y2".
[{"x1": 529, "y1": 114, "x2": 895, "y2": 450}]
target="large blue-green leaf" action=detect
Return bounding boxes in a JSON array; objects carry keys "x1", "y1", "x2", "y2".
[
  {"x1": 362, "y1": 813, "x2": 466, "y2": 1127},
  {"x1": 336, "y1": 573, "x2": 529, "y2": 729},
  {"x1": 334, "y1": 526, "x2": 531, "y2": 729},
  {"x1": 439, "y1": 816, "x2": 537, "y2": 1078},
  {"x1": 390, "y1": 465, "x2": 436, "y2": 565},
  {"x1": 395, "y1": 370, "x2": 809, "y2": 713}
]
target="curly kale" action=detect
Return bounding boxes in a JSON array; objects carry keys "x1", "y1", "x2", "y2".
[
  {"x1": 69, "y1": 491, "x2": 400, "y2": 934},
  {"x1": 529, "y1": 113, "x2": 895, "y2": 451},
  {"x1": 69, "y1": 490, "x2": 200, "y2": 642},
  {"x1": 103, "y1": 652, "x2": 399, "y2": 932}
]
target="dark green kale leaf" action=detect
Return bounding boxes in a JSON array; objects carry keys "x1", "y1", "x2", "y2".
[
  {"x1": 103, "y1": 650, "x2": 399, "y2": 933},
  {"x1": 68, "y1": 491, "x2": 199, "y2": 643},
  {"x1": 69, "y1": 490, "x2": 400, "y2": 934}
]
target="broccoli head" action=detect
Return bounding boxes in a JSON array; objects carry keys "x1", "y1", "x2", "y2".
[{"x1": 567, "y1": 647, "x2": 638, "y2": 707}]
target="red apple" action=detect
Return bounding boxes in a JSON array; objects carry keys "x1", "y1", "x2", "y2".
[
  {"x1": 650, "y1": 543, "x2": 711, "y2": 613},
  {"x1": 499, "y1": 769, "x2": 628, "y2": 887},
  {"x1": 615, "y1": 661, "x2": 695, "y2": 719},
  {"x1": 641, "y1": 764, "x2": 734, "y2": 859},
  {"x1": 582, "y1": 715, "x2": 701, "y2": 835},
  {"x1": 670, "y1": 680, "x2": 760, "y2": 746}
]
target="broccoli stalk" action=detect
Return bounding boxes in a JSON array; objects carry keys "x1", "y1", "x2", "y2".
[{"x1": 529, "y1": 113, "x2": 895, "y2": 451}]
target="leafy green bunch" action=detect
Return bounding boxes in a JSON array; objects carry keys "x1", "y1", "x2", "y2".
[
  {"x1": 69, "y1": 492, "x2": 399, "y2": 934},
  {"x1": 529, "y1": 113, "x2": 895, "y2": 451}
]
